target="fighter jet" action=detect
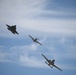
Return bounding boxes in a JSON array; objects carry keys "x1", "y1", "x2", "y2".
[
  {"x1": 6, "y1": 24, "x2": 19, "y2": 35},
  {"x1": 42, "y1": 54, "x2": 62, "y2": 71},
  {"x1": 29, "y1": 35, "x2": 42, "y2": 45}
]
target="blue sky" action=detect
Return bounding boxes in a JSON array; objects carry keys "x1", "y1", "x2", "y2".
[{"x1": 0, "y1": 0, "x2": 76, "y2": 75}]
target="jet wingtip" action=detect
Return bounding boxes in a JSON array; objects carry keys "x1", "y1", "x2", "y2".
[
  {"x1": 17, "y1": 33, "x2": 19, "y2": 34},
  {"x1": 59, "y1": 68, "x2": 62, "y2": 71},
  {"x1": 40, "y1": 43, "x2": 42, "y2": 45},
  {"x1": 41, "y1": 54, "x2": 43, "y2": 55},
  {"x1": 28, "y1": 35, "x2": 31, "y2": 36}
]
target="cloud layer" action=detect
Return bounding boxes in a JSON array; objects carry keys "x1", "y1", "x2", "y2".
[
  {"x1": 0, "y1": 0, "x2": 76, "y2": 71},
  {"x1": 0, "y1": 35, "x2": 76, "y2": 70},
  {"x1": 0, "y1": 0, "x2": 76, "y2": 37}
]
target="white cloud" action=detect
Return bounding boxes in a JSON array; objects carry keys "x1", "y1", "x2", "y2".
[
  {"x1": 0, "y1": 0, "x2": 46, "y2": 20},
  {"x1": 61, "y1": 64, "x2": 76, "y2": 70},
  {"x1": 0, "y1": 35, "x2": 76, "y2": 70},
  {"x1": 0, "y1": 0, "x2": 76, "y2": 38},
  {"x1": 10, "y1": 44, "x2": 39, "y2": 52},
  {"x1": 0, "y1": 44, "x2": 47, "y2": 68},
  {"x1": 0, "y1": 53, "x2": 6, "y2": 58},
  {"x1": 19, "y1": 55, "x2": 46, "y2": 68},
  {"x1": 0, "y1": 0, "x2": 76, "y2": 70},
  {"x1": 18, "y1": 19, "x2": 76, "y2": 35}
]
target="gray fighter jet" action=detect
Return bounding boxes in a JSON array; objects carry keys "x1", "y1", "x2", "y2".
[
  {"x1": 29, "y1": 35, "x2": 42, "y2": 45},
  {"x1": 6, "y1": 24, "x2": 19, "y2": 35},
  {"x1": 42, "y1": 54, "x2": 62, "y2": 71}
]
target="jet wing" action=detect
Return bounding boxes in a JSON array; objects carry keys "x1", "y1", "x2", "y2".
[
  {"x1": 12, "y1": 30, "x2": 18, "y2": 34},
  {"x1": 15, "y1": 31, "x2": 19, "y2": 35},
  {"x1": 36, "y1": 40, "x2": 42, "y2": 45},
  {"x1": 52, "y1": 64, "x2": 62, "y2": 71},
  {"x1": 11, "y1": 31, "x2": 15, "y2": 34},
  {"x1": 42, "y1": 54, "x2": 49, "y2": 62},
  {"x1": 6, "y1": 24, "x2": 11, "y2": 28},
  {"x1": 29, "y1": 35, "x2": 35, "y2": 41}
]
